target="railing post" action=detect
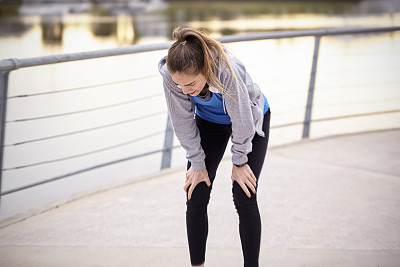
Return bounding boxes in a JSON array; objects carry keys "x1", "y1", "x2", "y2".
[
  {"x1": 0, "y1": 70, "x2": 10, "y2": 213},
  {"x1": 161, "y1": 115, "x2": 174, "y2": 169},
  {"x1": 303, "y1": 35, "x2": 321, "y2": 139}
]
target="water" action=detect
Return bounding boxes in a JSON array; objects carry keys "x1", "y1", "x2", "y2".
[
  {"x1": 1, "y1": 0, "x2": 400, "y2": 59},
  {"x1": 1, "y1": 0, "x2": 400, "y2": 219}
]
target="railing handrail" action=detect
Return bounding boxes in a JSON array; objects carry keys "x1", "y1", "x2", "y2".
[{"x1": 1, "y1": 26, "x2": 399, "y2": 72}]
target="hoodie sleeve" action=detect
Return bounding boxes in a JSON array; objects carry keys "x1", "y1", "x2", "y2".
[
  {"x1": 160, "y1": 66, "x2": 206, "y2": 171},
  {"x1": 221, "y1": 58, "x2": 258, "y2": 166}
]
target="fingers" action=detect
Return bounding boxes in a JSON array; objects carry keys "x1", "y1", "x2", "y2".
[
  {"x1": 188, "y1": 182, "x2": 196, "y2": 200},
  {"x1": 238, "y1": 180, "x2": 257, "y2": 198},
  {"x1": 247, "y1": 167, "x2": 257, "y2": 194},
  {"x1": 183, "y1": 180, "x2": 191, "y2": 192},
  {"x1": 205, "y1": 176, "x2": 211, "y2": 187},
  {"x1": 250, "y1": 174, "x2": 257, "y2": 189},
  {"x1": 248, "y1": 167, "x2": 257, "y2": 186},
  {"x1": 184, "y1": 177, "x2": 197, "y2": 199},
  {"x1": 246, "y1": 179, "x2": 256, "y2": 195},
  {"x1": 238, "y1": 181, "x2": 251, "y2": 198}
]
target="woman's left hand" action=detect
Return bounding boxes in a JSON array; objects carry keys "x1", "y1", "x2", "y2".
[{"x1": 231, "y1": 164, "x2": 257, "y2": 198}]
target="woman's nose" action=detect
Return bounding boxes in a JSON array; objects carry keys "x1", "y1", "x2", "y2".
[{"x1": 181, "y1": 86, "x2": 190, "y2": 94}]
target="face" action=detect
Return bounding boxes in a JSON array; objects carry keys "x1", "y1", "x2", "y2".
[{"x1": 170, "y1": 71, "x2": 207, "y2": 96}]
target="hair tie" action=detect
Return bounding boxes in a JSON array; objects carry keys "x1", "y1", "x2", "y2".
[{"x1": 180, "y1": 40, "x2": 187, "y2": 45}]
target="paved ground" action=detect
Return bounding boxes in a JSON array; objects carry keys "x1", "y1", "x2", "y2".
[{"x1": 0, "y1": 129, "x2": 399, "y2": 267}]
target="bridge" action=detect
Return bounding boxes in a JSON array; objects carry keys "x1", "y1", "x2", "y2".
[{"x1": 0, "y1": 26, "x2": 399, "y2": 266}]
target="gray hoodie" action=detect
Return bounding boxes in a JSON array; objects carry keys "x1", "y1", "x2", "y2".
[{"x1": 158, "y1": 52, "x2": 266, "y2": 171}]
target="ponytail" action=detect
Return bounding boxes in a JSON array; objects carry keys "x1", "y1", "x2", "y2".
[{"x1": 166, "y1": 27, "x2": 236, "y2": 95}]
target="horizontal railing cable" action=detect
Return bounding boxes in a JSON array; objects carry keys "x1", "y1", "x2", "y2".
[
  {"x1": 271, "y1": 106, "x2": 307, "y2": 116},
  {"x1": 317, "y1": 80, "x2": 400, "y2": 90},
  {"x1": 319, "y1": 49, "x2": 400, "y2": 58},
  {"x1": 258, "y1": 73, "x2": 309, "y2": 84},
  {"x1": 6, "y1": 93, "x2": 163, "y2": 123},
  {"x1": 261, "y1": 72, "x2": 400, "y2": 99},
  {"x1": 271, "y1": 96, "x2": 400, "y2": 118},
  {"x1": 313, "y1": 97, "x2": 400, "y2": 108},
  {"x1": 1, "y1": 144, "x2": 182, "y2": 196},
  {"x1": 4, "y1": 110, "x2": 167, "y2": 147},
  {"x1": 311, "y1": 109, "x2": 400, "y2": 123},
  {"x1": 316, "y1": 48, "x2": 400, "y2": 59},
  {"x1": 317, "y1": 66, "x2": 400, "y2": 75},
  {"x1": 265, "y1": 66, "x2": 400, "y2": 86},
  {"x1": 266, "y1": 88, "x2": 308, "y2": 99},
  {"x1": 270, "y1": 108, "x2": 400, "y2": 130},
  {"x1": 270, "y1": 121, "x2": 304, "y2": 129},
  {"x1": 247, "y1": 48, "x2": 400, "y2": 70},
  {"x1": 245, "y1": 55, "x2": 314, "y2": 68},
  {"x1": 3, "y1": 130, "x2": 167, "y2": 171},
  {"x1": 7, "y1": 74, "x2": 159, "y2": 99},
  {"x1": 245, "y1": 48, "x2": 400, "y2": 71}
]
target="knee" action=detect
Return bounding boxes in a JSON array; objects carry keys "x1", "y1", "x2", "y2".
[
  {"x1": 232, "y1": 181, "x2": 258, "y2": 215},
  {"x1": 186, "y1": 182, "x2": 212, "y2": 214}
]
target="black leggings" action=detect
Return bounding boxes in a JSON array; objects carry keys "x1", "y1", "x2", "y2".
[{"x1": 186, "y1": 109, "x2": 270, "y2": 267}]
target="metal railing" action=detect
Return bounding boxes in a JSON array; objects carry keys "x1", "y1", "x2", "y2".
[{"x1": 1, "y1": 26, "x2": 400, "y2": 214}]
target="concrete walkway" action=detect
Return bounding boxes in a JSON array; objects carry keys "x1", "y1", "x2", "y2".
[{"x1": 0, "y1": 129, "x2": 399, "y2": 267}]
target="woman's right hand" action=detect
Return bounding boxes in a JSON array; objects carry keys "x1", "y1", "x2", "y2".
[{"x1": 184, "y1": 167, "x2": 211, "y2": 200}]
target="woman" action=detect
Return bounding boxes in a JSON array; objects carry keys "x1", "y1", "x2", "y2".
[{"x1": 158, "y1": 27, "x2": 270, "y2": 267}]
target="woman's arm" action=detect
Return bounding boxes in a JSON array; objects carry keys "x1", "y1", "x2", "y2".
[
  {"x1": 221, "y1": 56, "x2": 265, "y2": 197},
  {"x1": 162, "y1": 77, "x2": 206, "y2": 171},
  {"x1": 222, "y1": 61, "x2": 257, "y2": 167},
  {"x1": 162, "y1": 77, "x2": 211, "y2": 198}
]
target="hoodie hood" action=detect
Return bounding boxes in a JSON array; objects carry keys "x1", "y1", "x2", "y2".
[
  {"x1": 158, "y1": 56, "x2": 173, "y2": 86},
  {"x1": 158, "y1": 56, "x2": 167, "y2": 75},
  {"x1": 159, "y1": 56, "x2": 186, "y2": 94}
]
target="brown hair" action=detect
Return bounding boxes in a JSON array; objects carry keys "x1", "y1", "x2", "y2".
[{"x1": 166, "y1": 27, "x2": 236, "y2": 95}]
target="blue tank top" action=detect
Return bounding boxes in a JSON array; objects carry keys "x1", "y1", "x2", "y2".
[{"x1": 190, "y1": 92, "x2": 269, "y2": 125}]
